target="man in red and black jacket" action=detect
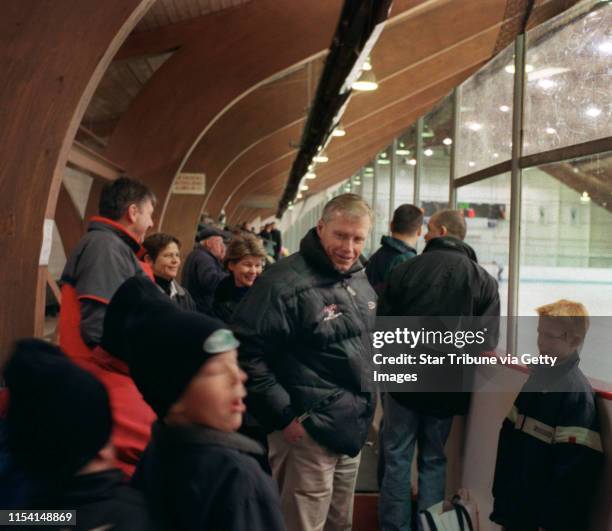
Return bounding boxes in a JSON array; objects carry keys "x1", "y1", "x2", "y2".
[{"x1": 59, "y1": 176, "x2": 157, "y2": 478}]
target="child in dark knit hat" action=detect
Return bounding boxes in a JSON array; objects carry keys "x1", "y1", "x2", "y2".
[
  {"x1": 2, "y1": 338, "x2": 154, "y2": 530},
  {"x1": 103, "y1": 276, "x2": 286, "y2": 531}
]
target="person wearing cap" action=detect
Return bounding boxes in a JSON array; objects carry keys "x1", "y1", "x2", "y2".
[
  {"x1": 213, "y1": 233, "x2": 266, "y2": 323},
  {"x1": 182, "y1": 225, "x2": 230, "y2": 315},
  {"x1": 143, "y1": 232, "x2": 196, "y2": 311},
  {"x1": 104, "y1": 276, "x2": 286, "y2": 531},
  {"x1": 2, "y1": 338, "x2": 154, "y2": 530}
]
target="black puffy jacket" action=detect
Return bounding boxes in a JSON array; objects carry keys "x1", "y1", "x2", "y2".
[
  {"x1": 232, "y1": 228, "x2": 377, "y2": 457},
  {"x1": 378, "y1": 236, "x2": 500, "y2": 416},
  {"x1": 491, "y1": 354, "x2": 603, "y2": 531}
]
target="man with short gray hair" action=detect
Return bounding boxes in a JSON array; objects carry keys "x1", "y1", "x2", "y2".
[
  {"x1": 378, "y1": 208, "x2": 499, "y2": 531},
  {"x1": 233, "y1": 193, "x2": 378, "y2": 531}
]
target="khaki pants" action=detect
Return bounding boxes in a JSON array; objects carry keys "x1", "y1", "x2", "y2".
[{"x1": 268, "y1": 430, "x2": 361, "y2": 531}]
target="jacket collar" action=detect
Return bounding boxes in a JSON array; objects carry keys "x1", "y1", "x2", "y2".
[
  {"x1": 216, "y1": 274, "x2": 247, "y2": 301},
  {"x1": 154, "y1": 421, "x2": 265, "y2": 456},
  {"x1": 381, "y1": 235, "x2": 416, "y2": 255},
  {"x1": 299, "y1": 228, "x2": 364, "y2": 278},
  {"x1": 195, "y1": 244, "x2": 222, "y2": 265},
  {"x1": 34, "y1": 469, "x2": 125, "y2": 505},
  {"x1": 423, "y1": 236, "x2": 478, "y2": 262},
  {"x1": 88, "y1": 216, "x2": 144, "y2": 256}
]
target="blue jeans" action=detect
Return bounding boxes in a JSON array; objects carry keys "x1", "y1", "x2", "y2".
[{"x1": 379, "y1": 394, "x2": 453, "y2": 531}]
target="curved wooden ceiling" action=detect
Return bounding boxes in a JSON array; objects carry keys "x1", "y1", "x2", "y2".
[{"x1": 86, "y1": 0, "x2": 576, "y2": 250}]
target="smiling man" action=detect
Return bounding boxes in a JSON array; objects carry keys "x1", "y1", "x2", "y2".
[{"x1": 233, "y1": 194, "x2": 378, "y2": 531}]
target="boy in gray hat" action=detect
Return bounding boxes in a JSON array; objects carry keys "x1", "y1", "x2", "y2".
[{"x1": 105, "y1": 276, "x2": 286, "y2": 531}]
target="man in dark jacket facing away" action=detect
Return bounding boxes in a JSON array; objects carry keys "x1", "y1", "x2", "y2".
[
  {"x1": 233, "y1": 193, "x2": 378, "y2": 531},
  {"x1": 366, "y1": 203, "x2": 422, "y2": 295},
  {"x1": 378, "y1": 209, "x2": 500, "y2": 531},
  {"x1": 182, "y1": 226, "x2": 229, "y2": 314}
]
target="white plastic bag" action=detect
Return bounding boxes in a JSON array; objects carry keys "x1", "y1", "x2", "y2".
[{"x1": 420, "y1": 490, "x2": 478, "y2": 531}]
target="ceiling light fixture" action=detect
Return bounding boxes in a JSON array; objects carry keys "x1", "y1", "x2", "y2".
[
  {"x1": 467, "y1": 121, "x2": 482, "y2": 132},
  {"x1": 332, "y1": 125, "x2": 346, "y2": 137},
  {"x1": 352, "y1": 69, "x2": 378, "y2": 91},
  {"x1": 408, "y1": 158, "x2": 417, "y2": 166},
  {"x1": 499, "y1": 105, "x2": 510, "y2": 113},
  {"x1": 300, "y1": 184, "x2": 309, "y2": 191},
  {"x1": 442, "y1": 137, "x2": 453, "y2": 146},
  {"x1": 312, "y1": 152, "x2": 329, "y2": 163},
  {"x1": 424, "y1": 148, "x2": 434, "y2": 157},
  {"x1": 305, "y1": 171, "x2": 317, "y2": 179},
  {"x1": 585, "y1": 106, "x2": 602, "y2": 118},
  {"x1": 537, "y1": 79, "x2": 556, "y2": 90},
  {"x1": 395, "y1": 149, "x2": 411, "y2": 155},
  {"x1": 545, "y1": 127, "x2": 556, "y2": 134}
]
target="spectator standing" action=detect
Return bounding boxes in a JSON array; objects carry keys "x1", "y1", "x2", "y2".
[
  {"x1": 366, "y1": 204, "x2": 422, "y2": 295},
  {"x1": 213, "y1": 234, "x2": 266, "y2": 323},
  {"x1": 233, "y1": 193, "x2": 378, "y2": 531},
  {"x1": 491, "y1": 300, "x2": 603, "y2": 531},
  {"x1": 269, "y1": 221, "x2": 283, "y2": 262},
  {"x1": 378, "y1": 209, "x2": 500, "y2": 531},
  {"x1": 59, "y1": 177, "x2": 157, "y2": 477},
  {"x1": 59, "y1": 176, "x2": 155, "y2": 362},
  {"x1": 182, "y1": 226, "x2": 229, "y2": 315},
  {"x1": 143, "y1": 233, "x2": 196, "y2": 311}
]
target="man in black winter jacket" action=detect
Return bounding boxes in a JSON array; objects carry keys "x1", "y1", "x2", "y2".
[
  {"x1": 377, "y1": 210, "x2": 500, "y2": 531},
  {"x1": 233, "y1": 193, "x2": 378, "y2": 531}
]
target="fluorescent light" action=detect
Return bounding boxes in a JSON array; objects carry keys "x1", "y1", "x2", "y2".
[
  {"x1": 313, "y1": 152, "x2": 328, "y2": 163},
  {"x1": 305, "y1": 171, "x2": 317, "y2": 179},
  {"x1": 598, "y1": 41, "x2": 612, "y2": 54},
  {"x1": 537, "y1": 79, "x2": 556, "y2": 90},
  {"x1": 408, "y1": 158, "x2": 417, "y2": 166},
  {"x1": 300, "y1": 184, "x2": 309, "y2": 191},
  {"x1": 545, "y1": 127, "x2": 556, "y2": 134},
  {"x1": 586, "y1": 106, "x2": 602, "y2": 118},
  {"x1": 442, "y1": 137, "x2": 453, "y2": 146},
  {"x1": 468, "y1": 161, "x2": 476, "y2": 167},
  {"x1": 492, "y1": 152, "x2": 499, "y2": 158},
  {"x1": 505, "y1": 64, "x2": 534, "y2": 74},
  {"x1": 352, "y1": 69, "x2": 378, "y2": 91},
  {"x1": 467, "y1": 122, "x2": 482, "y2": 132},
  {"x1": 332, "y1": 126, "x2": 346, "y2": 137},
  {"x1": 377, "y1": 159, "x2": 390, "y2": 165},
  {"x1": 580, "y1": 192, "x2": 591, "y2": 203},
  {"x1": 296, "y1": 192, "x2": 303, "y2": 199},
  {"x1": 395, "y1": 149, "x2": 411, "y2": 155},
  {"x1": 424, "y1": 148, "x2": 434, "y2": 157},
  {"x1": 379, "y1": 152, "x2": 387, "y2": 158},
  {"x1": 362, "y1": 58, "x2": 372, "y2": 71},
  {"x1": 499, "y1": 105, "x2": 510, "y2": 113}
]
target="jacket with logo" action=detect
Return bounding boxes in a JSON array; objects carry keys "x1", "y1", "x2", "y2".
[
  {"x1": 232, "y1": 228, "x2": 377, "y2": 457},
  {"x1": 491, "y1": 354, "x2": 604, "y2": 531}
]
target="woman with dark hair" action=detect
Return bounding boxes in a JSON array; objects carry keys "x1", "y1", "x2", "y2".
[
  {"x1": 143, "y1": 233, "x2": 196, "y2": 312},
  {"x1": 213, "y1": 234, "x2": 266, "y2": 322}
]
